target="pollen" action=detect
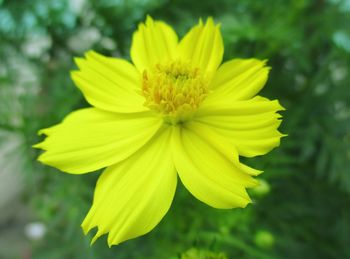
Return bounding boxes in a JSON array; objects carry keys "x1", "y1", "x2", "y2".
[{"x1": 142, "y1": 61, "x2": 209, "y2": 124}]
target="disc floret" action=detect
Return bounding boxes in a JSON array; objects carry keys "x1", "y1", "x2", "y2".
[{"x1": 142, "y1": 61, "x2": 209, "y2": 124}]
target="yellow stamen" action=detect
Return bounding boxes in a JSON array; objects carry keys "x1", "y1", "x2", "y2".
[{"x1": 142, "y1": 61, "x2": 209, "y2": 124}]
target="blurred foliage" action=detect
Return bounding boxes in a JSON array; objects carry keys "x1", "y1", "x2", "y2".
[
  {"x1": 181, "y1": 248, "x2": 227, "y2": 259},
  {"x1": 0, "y1": 0, "x2": 350, "y2": 258}
]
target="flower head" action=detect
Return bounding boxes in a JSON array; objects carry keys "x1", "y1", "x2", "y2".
[{"x1": 34, "y1": 16, "x2": 285, "y2": 246}]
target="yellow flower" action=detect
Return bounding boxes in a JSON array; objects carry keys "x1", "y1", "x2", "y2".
[{"x1": 34, "y1": 16, "x2": 285, "y2": 246}]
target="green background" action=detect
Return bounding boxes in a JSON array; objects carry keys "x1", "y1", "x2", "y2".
[{"x1": 0, "y1": 0, "x2": 349, "y2": 258}]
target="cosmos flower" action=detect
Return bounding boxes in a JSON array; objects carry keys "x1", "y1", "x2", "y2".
[{"x1": 34, "y1": 16, "x2": 285, "y2": 246}]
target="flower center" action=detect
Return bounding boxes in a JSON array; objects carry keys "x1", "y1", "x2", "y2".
[{"x1": 142, "y1": 61, "x2": 209, "y2": 124}]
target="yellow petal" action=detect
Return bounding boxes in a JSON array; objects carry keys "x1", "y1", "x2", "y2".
[
  {"x1": 204, "y1": 58, "x2": 269, "y2": 105},
  {"x1": 172, "y1": 126, "x2": 257, "y2": 209},
  {"x1": 71, "y1": 51, "x2": 147, "y2": 113},
  {"x1": 195, "y1": 96, "x2": 285, "y2": 157},
  {"x1": 187, "y1": 121, "x2": 263, "y2": 177},
  {"x1": 131, "y1": 16, "x2": 178, "y2": 72},
  {"x1": 81, "y1": 128, "x2": 176, "y2": 246},
  {"x1": 178, "y1": 18, "x2": 223, "y2": 76},
  {"x1": 34, "y1": 108, "x2": 162, "y2": 174}
]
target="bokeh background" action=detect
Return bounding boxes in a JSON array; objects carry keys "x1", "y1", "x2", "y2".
[{"x1": 1, "y1": 0, "x2": 350, "y2": 258}]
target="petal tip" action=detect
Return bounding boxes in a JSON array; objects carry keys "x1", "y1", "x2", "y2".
[
  {"x1": 145, "y1": 15, "x2": 154, "y2": 24},
  {"x1": 37, "y1": 129, "x2": 45, "y2": 136},
  {"x1": 206, "y1": 16, "x2": 214, "y2": 22},
  {"x1": 277, "y1": 101, "x2": 286, "y2": 111},
  {"x1": 85, "y1": 50, "x2": 103, "y2": 62},
  {"x1": 70, "y1": 71, "x2": 79, "y2": 82},
  {"x1": 256, "y1": 170, "x2": 264, "y2": 176},
  {"x1": 198, "y1": 17, "x2": 204, "y2": 26},
  {"x1": 37, "y1": 155, "x2": 46, "y2": 164},
  {"x1": 32, "y1": 142, "x2": 42, "y2": 149},
  {"x1": 73, "y1": 58, "x2": 87, "y2": 71},
  {"x1": 38, "y1": 127, "x2": 52, "y2": 136},
  {"x1": 85, "y1": 50, "x2": 96, "y2": 59},
  {"x1": 107, "y1": 234, "x2": 120, "y2": 248},
  {"x1": 240, "y1": 196, "x2": 253, "y2": 208},
  {"x1": 81, "y1": 223, "x2": 89, "y2": 235},
  {"x1": 281, "y1": 133, "x2": 288, "y2": 138},
  {"x1": 90, "y1": 229, "x2": 103, "y2": 246}
]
